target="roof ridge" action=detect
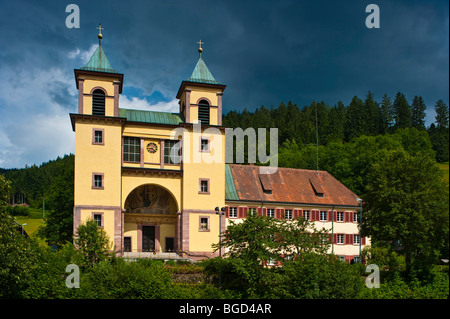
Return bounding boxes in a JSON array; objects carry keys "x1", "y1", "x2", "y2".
[{"x1": 228, "y1": 163, "x2": 329, "y2": 174}]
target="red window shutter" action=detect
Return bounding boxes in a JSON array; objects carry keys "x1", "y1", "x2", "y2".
[
  {"x1": 349, "y1": 212, "x2": 353, "y2": 222},
  {"x1": 327, "y1": 210, "x2": 332, "y2": 222},
  {"x1": 263, "y1": 208, "x2": 267, "y2": 216},
  {"x1": 361, "y1": 236, "x2": 366, "y2": 245},
  {"x1": 225, "y1": 206, "x2": 229, "y2": 218},
  {"x1": 333, "y1": 210, "x2": 337, "y2": 222},
  {"x1": 345, "y1": 234, "x2": 350, "y2": 245},
  {"x1": 278, "y1": 208, "x2": 284, "y2": 219},
  {"x1": 238, "y1": 207, "x2": 243, "y2": 218},
  {"x1": 243, "y1": 207, "x2": 248, "y2": 218},
  {"x1": 315, "y1": 210, "x2": 320, "y2": 221},
  {"x1": 333, "y1": 233, "x2": 337, "y2": 244},
  {"x1": 328, "y1": 233, "x2": 332, "y2": 243},
  {"x1": 257, "y1": 207, "x2": 262, "y2": 216}
]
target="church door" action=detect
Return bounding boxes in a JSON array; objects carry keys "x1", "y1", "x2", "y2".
[{"x1": 142, "y1": 226, "x2": 155, "y2": 252}]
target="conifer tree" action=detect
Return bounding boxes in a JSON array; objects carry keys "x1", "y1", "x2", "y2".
[
  {"x1": 380, "y1": 94, "x2": 394, "y2": 133},
  {"x1": 393, "y1": 92, "x2": 411, "y2": 129},
  {"x1": 411, "y1": 96, "x2": 427, "y2": 130}
]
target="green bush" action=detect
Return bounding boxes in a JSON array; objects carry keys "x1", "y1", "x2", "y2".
[
  {"x1": 280, "y1": 253, "x2": 365, "y2": 299},
  {"x1": 5, "y1": 205, "x2": 29, "y2": 217},
  {"x1": 359, "y1": 271, "x2": 449, "y2": 299}
]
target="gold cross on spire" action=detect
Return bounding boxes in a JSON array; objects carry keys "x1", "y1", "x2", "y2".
[
  {"x1": 97, "y1": 23, "x2": 104, "y2": 42},
  {"x1": 197, "y1": 40, "x2": 204, "y2": 55}
]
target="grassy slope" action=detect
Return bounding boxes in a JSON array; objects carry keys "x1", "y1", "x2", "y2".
[
  {"x1": 14, "y1": 207, "x2": 46, "y2": 246},
  {"x1": 437, "y1": 162, "x2": 449, "y2": 185}
]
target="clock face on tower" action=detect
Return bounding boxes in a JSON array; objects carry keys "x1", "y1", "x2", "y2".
[{"x1": 147, "y1": 142, "x2": 158, "y2": 153}]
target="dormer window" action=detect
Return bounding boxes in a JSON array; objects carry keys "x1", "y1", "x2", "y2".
[
  {"x1": 92, "y1": 89, "x2": 106, "y2": 116},
  {"x1": 309, "y1": 177, "x2": 325, "y2": 198},
  {"x1": 259, "y1": 174, "x2": 273, "y2": 195}
]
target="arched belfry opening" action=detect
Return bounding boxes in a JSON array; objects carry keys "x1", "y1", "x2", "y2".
[
  {"x1": 198, "y1": 99, "x2": 210, "y2": 125},
  {"x1": 92, "y1": 89, "x2": 106, "y2": 116}
]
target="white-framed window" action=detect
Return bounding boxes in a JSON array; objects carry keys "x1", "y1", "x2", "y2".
[
  {"x1": 267, "y1": 208, "x2": 275, "y2": 218},
  {"x1": 337, "y1": 211, "x2": 344, "y2": 222},
  {"x1": 303, "y1": 210, "x2": 310, "y2": 220},
  {"x1": 337, "y1": 234, "x2": 345, "y2": 244},
  {"x1": 267, "y1": 258, "x2": 276, "y2": 266},
  {"x1": 248, "y1": 207, "x2": 257, "y2": 216},
  {"x1": 353, "y1": 234, "x2": 360, "y2": 245},
  {"x1": 353, "y1": 212, "x2": 359, "y2": 223},
  {"x1": 285, "y1": 209, "x2": 293, "y2": 220},
  {"x1": 337, "y1": 255, "x2": 345, "y2": 262},
  {"x1": 229, "y1": 207, "x2": 238, "y2": 218},
  {"x1": 123, "y1": 137, "x2": 140, "y2": 163},
  {"x1": 320, "y1": 211, "x2": 328, "y2": 221}
]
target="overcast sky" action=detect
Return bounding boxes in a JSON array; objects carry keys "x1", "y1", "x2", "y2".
[{"x1": 0, "y1": 0, "x2": 448, "y2": 169}]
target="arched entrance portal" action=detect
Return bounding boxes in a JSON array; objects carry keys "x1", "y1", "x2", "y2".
[{"x1": 123, "y1": 184, "x2": 179, "y2": 254}]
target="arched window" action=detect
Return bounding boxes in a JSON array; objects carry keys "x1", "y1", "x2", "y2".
[
  {"x1": 92, "y1": 89, "x2": 106, "y2": 116},
  {"x1": 198, "y1": 99, "x2": 210, "y2": 125}
]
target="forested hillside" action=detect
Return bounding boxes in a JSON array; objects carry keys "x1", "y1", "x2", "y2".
[
  {"x1": 223, "y1": 92, "x2": 449, "y2": 162},
  {"x1": 0, "y1": 154, "x2": 74, "y2": 208}
]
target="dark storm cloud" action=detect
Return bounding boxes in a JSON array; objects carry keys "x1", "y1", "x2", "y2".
[{"x1": 0, "y1": 0, "x2": 448, "y2": 168}]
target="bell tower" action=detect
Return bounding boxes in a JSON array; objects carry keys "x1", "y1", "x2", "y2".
[
  {"x1": 176, "y1": 41, "x2": 226, "y2": 126},
  {"x1": 74, "y1": 24, "x2": 124, "y2": 117},
  {"x1": 71, "y1": 25, "x2": 124, "y2": 252}
]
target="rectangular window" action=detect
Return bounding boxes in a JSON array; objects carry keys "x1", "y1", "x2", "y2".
[
  {"x1": 267, "y1": 208, "x2": 275, "y2": 218},
  {"x1": 199, "y1": 217, "x2": 209, "y2": 231},
  {"x1": 92, "y1": 129, "x2": 104, "y2": 145},
  {"x1": 124, "y1": 237, "x2": 132, "y2": 252},
  {"x1": 303, "y1": 210, "x2": 310, "y2": 220},
  {"x1": 164, "y1": 140, "x2": 181, "y2": 164},
  {"x1": 337, "y1": 255, "x2": 345, "y2": 262},
  {"x1": 199, "y1": 179, "x2": 209, "y2": 194},
  {"x1": 337, "y1": 234, "x2": 345, "y2": 244},
  {"x1": 353, "y1": 212, "x2": 359, "y2": 223},
  {"x1": 320, "y1": 211, "x2": 328, "y2": 221},
  {"x1": 229, "y1": 207, "x2": 238, "y2": 218},
  {"x1": 93, "y1": 214, "x2": 102, "y2": 227},
  {"x1": 248, "y1": 207, "x2": 257, "y2": 216},
  {"x1": 285, "y1": 209, "x2": 293, "y2": 220},
  {"x1": 353, "y1": 234, "x2": 360, "y2": 245},
  {"x1": 123, "y1": 137, "x2": 140, "y2": 162},
  {"x1": 337, "y1": 211, "x2": 344, "y2": 222},
  {"x1": 92, "y1": 173, "x2": 104, "y2": 189},
  {"x1": 200, "y1": 137, "x2": 210, "y2": 152}
]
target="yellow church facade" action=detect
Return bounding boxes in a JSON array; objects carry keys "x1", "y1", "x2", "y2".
[{"x1": 70, "y1": 31, "x2": 368, "y2": 262}]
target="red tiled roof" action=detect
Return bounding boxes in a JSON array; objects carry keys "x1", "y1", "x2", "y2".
[{"x1": 227, "y1": 164, "x2": 360, "y2": 207}]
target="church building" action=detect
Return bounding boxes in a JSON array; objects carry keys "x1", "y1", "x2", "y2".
[{"x1": 70, "y1": 27, "x2": 368, "y2": 262}]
